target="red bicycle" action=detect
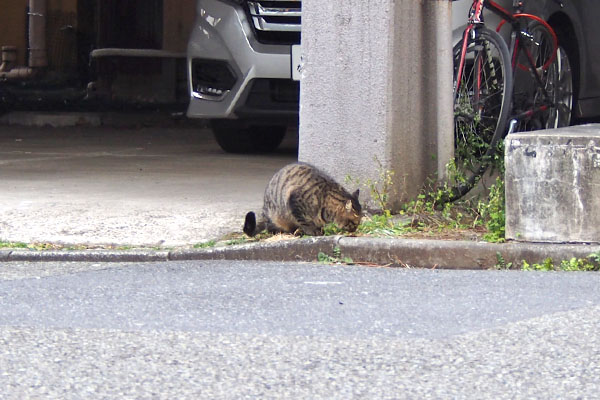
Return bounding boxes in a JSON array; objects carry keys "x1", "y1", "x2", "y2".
[{"x1": 450, "y1": 0, "x2": 563, "y2": 200}]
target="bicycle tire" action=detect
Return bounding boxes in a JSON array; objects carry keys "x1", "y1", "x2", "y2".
[{"x1": 450, "y1": 27, "x2": 513, "y2": 201}]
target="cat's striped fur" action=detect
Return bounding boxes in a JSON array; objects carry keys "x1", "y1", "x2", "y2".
[{"x1": 244, "y1": 163, "x2": 362, "y2": 236}]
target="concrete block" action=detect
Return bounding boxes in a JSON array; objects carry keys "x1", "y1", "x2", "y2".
[{"x1": 505, "y1": 125, "x2": 600, "y2": 243}]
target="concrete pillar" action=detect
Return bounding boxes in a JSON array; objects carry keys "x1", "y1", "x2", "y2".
[{"x1": 298, "y1": 0, "x2": 453, "y2": 210}]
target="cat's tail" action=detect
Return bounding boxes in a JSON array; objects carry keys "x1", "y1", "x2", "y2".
[{"x1": 243, "y1": 211, "x2": 266, "y2": 237}]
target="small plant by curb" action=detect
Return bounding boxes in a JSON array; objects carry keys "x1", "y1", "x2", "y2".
[
  {"x1": 0, "y1": 241, "x2": 29, "y2": 250},
  {"x1": 522, "y1": 255, "x2": 600, "y2": 272},
  {"x1": 494, "y1": 251, "x2": 600, "y2": 271},
  {"x1": 193, "y1": 240, "x2": 217, "y2": 249},
  {"x1": 0, "y1": 241, "x2": 118, "y2": 251},
  {"x1": 341, "y1": 154, "x2": 507, "y2": 243},
  {"x1": 317, "y1": 246, "x2": 354, "y2": 265}
]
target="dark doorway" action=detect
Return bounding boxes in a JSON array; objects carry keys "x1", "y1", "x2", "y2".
[
  {"x1": 97, "y1": 0, "x2": 163, "y2": 49},
  {"x1": 77, "y1": 0, "x2": 97, "y2": 84}
]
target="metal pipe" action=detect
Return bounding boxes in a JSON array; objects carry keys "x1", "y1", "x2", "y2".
[
  {"x1": 28, "y1": 0, "x2": 47, "y2": 68},
  {"x1": 0, "y1": 1, "x2": 46, "y2": 80},
  {"x1": 0, "y1": 46, "x2": 18, "y2": 72},
  {"x1": 0, "y1": 66, "x2": 34, "y2": 79}
]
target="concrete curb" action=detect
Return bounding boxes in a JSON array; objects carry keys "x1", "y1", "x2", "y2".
[
  {"x1": 335, "y1": 238, "x2": 600, "y2": 269},
  {"x1": 2, "y1": 237, "x2": 600, "y2": 269},
  {"x1": 170, "y1": 236, "x2": 337, "y2": 262},
  {"x1": 0, "y1": 250, "x2": 170, "y2": 263}
]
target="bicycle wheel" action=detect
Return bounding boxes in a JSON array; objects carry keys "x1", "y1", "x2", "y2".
[
  {"x1": 450, "y1": 27, "x2": 512, "y2": 201},
  {"x1": 512, "y1": 21, "x2": 571, "y2": 131}
]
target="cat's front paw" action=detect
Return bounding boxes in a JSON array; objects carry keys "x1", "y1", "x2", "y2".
[{"x1": 301, "y1": 226, "x2": 324, "y2": 236}]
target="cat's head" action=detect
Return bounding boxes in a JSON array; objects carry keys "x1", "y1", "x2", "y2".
[{"x1": 335, "y1": 189, "x2": 362, "y2": 232}]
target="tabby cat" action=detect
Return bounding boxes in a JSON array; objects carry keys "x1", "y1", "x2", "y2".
[{"x1": 244, "y1": 162, "x2": 362, "y2": 236}]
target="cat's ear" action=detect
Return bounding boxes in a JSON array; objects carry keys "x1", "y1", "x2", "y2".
[
  {"x1": 345, "y1": 200, "x2": 353, "y2": 212},
  {"x1": 352, "y1": 189, "x2": 360, "y2": 199}
]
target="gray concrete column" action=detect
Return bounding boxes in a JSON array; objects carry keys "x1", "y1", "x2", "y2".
[{"x1": 298, "y1": 0, "x2": 453, "y2": 210}]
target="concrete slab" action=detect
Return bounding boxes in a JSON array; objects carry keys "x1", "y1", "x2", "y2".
[{"x1": 0, "y1": 124, "x2": 297, "y2": 246}]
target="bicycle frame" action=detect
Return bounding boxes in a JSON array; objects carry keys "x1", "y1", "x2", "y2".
[
  {"x1": 450, "y1": 0, "x2": 562, "y2": 199},
  {"x1": 497, "y1": 4, "x2": 559, "y2": 126},
  {"x1": 454, "y1": 0, "x2": 505, "y2": 98},
  {"x1": 456, "y1": 0, "x2": 559, "y2": 128}
]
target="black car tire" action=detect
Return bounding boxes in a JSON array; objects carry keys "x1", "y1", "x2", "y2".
[
  {"x1": 211, "y1": 120, "x2": 286, "y2": 154},
  {"x1": 553, "y1": 24, "x2": 579, "y2": 124}
]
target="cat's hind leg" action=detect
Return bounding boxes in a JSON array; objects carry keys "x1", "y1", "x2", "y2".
[{"x1": 289, "y1": 193, "x2": 323, "y2": 236}]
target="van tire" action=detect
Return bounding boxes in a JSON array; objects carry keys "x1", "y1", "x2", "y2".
[{"x1": 211, "y1": 120, "x2": 286, "y2": 154}]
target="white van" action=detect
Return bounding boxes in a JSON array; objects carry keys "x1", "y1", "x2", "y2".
[{"x1": 187, "y1": 0, "x2": 600, "y2": 153}]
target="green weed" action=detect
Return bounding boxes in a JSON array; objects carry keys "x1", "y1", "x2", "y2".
[
  {"x1": 322, "y1": 222, "x2": 344, "y2": 236},
  {"x1": 194, "y1": 240, "x2": 217, "y2": 249},
  {"x1": 225, "y1": 238, "x2": 249, "y2": 246},
  {"x1": 522, "y1": 256, "x2": 600, "y2": 271},
  {"x1": 317, "y1": 246, "x2": 353, "y2": 265},
  {"x1": 495, "y1": 252, "x2": 513, "y2": 270},
  {"x1": 0, "y1": 241, "x2": 29, "y2": 249},
  {"x1": 478, "y1": 176, "x2": 505, "y2": 243},
  {"x1": 0, "y1": 241, "x2": 66, "y2": 251},
  {"x1": 346, "y1": 156, "x2": 396, "y2": 214},
  {"x1": 356, "y1": 212, "x2": 410, "y2": 237}
]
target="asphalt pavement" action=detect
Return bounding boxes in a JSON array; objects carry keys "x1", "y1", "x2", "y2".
[{"x1": 1, "y1": 260, "x2": 599, "y2": 398}]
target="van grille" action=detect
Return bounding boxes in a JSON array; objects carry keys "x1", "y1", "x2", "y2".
[{"x1": 245, "y1": 0, "x2": 301, "y2": 45}]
